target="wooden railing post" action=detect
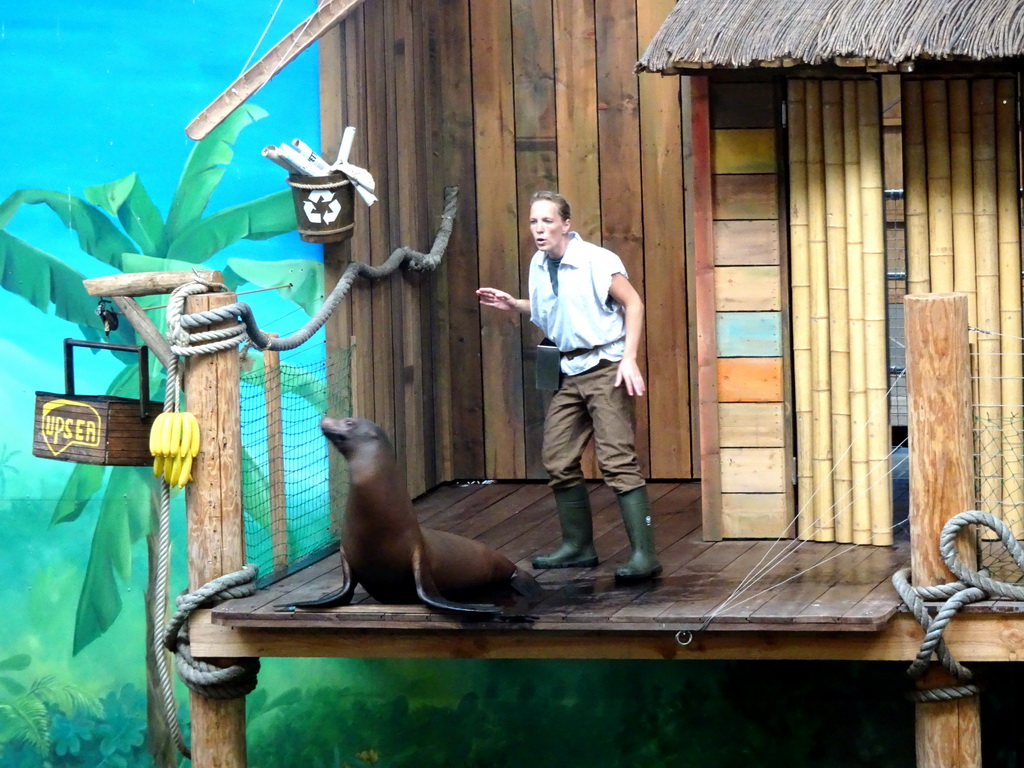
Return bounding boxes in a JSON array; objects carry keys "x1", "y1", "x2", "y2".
[
  {"x1": 263, "y1": 333, "x2": 289, "y2": 573},
  {"x1": 183, "y1": 291, "x2": 247, "y2": 768},
  {"x1": 904, "y1": 292, "x2": 980, "y2": 768}
]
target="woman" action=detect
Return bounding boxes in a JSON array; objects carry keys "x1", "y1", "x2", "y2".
[{"x1": 476, "y1": 190, "x2": 660, "y2": 582}]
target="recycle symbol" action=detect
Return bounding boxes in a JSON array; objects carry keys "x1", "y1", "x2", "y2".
[{"x1": 302, "y1": 189, "x2": 342, "y2": 224}]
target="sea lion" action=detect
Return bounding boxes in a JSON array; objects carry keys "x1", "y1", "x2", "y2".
[{"x1": 281, "y1": 417, "x2": 541, "y2": 617}]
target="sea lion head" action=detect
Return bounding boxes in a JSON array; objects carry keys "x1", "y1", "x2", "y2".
[{"x1": 320, "y1": 417, "x2": 392, "y2": 459}]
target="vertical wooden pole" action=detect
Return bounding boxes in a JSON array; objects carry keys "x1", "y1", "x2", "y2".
[
  {"x1": 691, "y1": 75, "x2": 722, "y2": 541},
  {"x1": 858, "y1": 78, "x2": 891, "y2": 545},
  {"x1": 995, "y1": 77, "x2": 1024, "y2": 536},
  {"x1": 823, "y1": 81, "x2": 851, "y2": 543},
  {"x1": 263, "y1": 334, "x2": 288, "y2": 573},
  {"x1": 806, "y1": 80, "x2": 835, "y2": 541},
  {"x1": 949, "y1": 80, "x2": 978, "y2": 328},
  {"x1": 788, "y1": 79, "x2": 814, "y2": 540},
  {"x1": 905, "y1": 292, "x2": 980, "y2": 768},
  {"x1": 843, "y1": 81, "x2": 871, "y2": 544},
  {"x1": 902, "y1": 80, "x2": 930, "y2": 295},
  {"x1": 184, "y1": 292, "x2": 247, "y2": 768},
  {"x1": 971, "y1": 79, "x2": 1002, "y2": 527},
  {"x1": 923, "y1": 81, "x2": 954, "y2": 293}
]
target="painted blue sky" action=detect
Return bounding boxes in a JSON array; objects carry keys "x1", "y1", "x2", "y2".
[{"x1": 0, "y1": 2, "x2": 325, "y2": 497}]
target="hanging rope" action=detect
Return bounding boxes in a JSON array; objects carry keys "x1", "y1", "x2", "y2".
[
  {"x1": 891, "y1": 510, "x2": 1024, "y2": 700},
  {"x1": 179, "y1": 185, "x2": 459, "y2": 351},
  {"x1": 150, "y1": 184, "x2": 459, "y2": 756}
]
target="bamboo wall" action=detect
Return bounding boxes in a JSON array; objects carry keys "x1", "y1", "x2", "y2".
[
  {"x1": 318, "y1": 0, "x2": 697, "y2": 497},
  {"x1": 788, "y1": 78, "x2": 892, "y2": 545},
  {"x1": 902, "y1": 76, "x2": 1024, "y2": 536}
]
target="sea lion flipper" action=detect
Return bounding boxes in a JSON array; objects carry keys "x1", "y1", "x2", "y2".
[
  {"x1": 275, "y1": 546, "x2": 356, "y2": 611},
  {"x1": 510, "y1": 567, "x2": 543, "y2": 598},
  {"x1": 412, "y1": 545, "x2": 502, "y2": 617}
]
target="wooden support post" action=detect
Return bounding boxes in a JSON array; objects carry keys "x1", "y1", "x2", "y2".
[
  {"x1": 904, "y1": 292, "x2": 980, "y2": 768},
  {"x1": 263, "y1": 334, "x2": 288, "y2": 573},
  {"x1": 690, "y1": 75, "x2": 722, "y2": 541},
  {"x1": 183, "y1": 291, "x2": 247, "y2": 768}
]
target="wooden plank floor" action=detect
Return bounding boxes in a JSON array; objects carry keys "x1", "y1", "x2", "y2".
[{"x1": 213, "y1": 481, "x2": 911, "y2": 634}]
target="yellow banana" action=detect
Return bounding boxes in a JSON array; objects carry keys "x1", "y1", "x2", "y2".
[
  {"x1": 166, "y1": 454, "x2": 183, "y2": 486},
  {"x1": 160, "y1": 411, "x2": 175, "y2": 456},
  {"x1": 185, "y1": 412, "x2": 201, "y2": 457},
  {"x1": 178, "y1": 412, "x2": 192, "y2": 458},
  {"x1": 177, "y1": 454, "x2": 193, "y2": 488},
  {"x1": 168, "y1": 413, "x2": 182, "y2": 458},
  {"x1": 149, "y1": 413, "x2": 166, "y2": 456},
  {"x1": 153, "y1": 455, "x2": 165, "y2": 478}
]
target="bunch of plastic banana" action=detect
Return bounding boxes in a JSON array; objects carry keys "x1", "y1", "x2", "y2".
[{"x1": 149, "y1": 411, "x2": 201, "y2": 488}]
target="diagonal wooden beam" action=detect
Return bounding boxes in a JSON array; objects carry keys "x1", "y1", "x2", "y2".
[{"x1": 186, "y1": 0, "x2": 368, "y2": 141}]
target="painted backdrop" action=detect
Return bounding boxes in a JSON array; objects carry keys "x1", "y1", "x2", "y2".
[{"x1": 3, "y1": 3, "x2": 1008, "y2": 768}]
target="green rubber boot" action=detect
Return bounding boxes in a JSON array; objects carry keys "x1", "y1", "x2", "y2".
[
  {"x1": 614, "y1": 486, "x2": 662, "y2": 582},
  {"x1": 532, "y1": 484, "x2": 599, "y2": 569}
]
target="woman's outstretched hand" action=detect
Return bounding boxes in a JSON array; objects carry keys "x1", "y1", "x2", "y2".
[{"x1": 476, "y1": 287, "x2": 522, "y2": 312}]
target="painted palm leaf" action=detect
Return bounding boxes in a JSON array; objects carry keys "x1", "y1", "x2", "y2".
[
  {"x1": 72, "y1": 465, "x2": 152, "y2": 655},
  {"x1": 162, "y1": 103, "x2": 270, "y2": 251},
  {"x1": 0, "y1": 231, "x2": 132, "y2": 345},
  {"x1": 165, "y1": 190, "x2": 296, "y2": 265},
  {"x1": 84, "y1": 172, "x2": 165, "y2": 254},
  {"x1": 0, "y1": 189, "x2": 138, "y2": 271},
  {"x1": 224, "y1": 256, "x2": 323, "y2": 315}
]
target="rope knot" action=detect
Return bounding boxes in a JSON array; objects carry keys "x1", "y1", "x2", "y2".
[
  {"x1": 892, "y1": 510, "x2": 1024, "y2": 701},
  {"x1": 162, "y1": 565, "x2": 261, "y2": 701}
]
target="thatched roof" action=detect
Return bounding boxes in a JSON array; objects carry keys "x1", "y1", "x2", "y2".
[{"x1": 637, "y1": 0, "x2": 1024, "y2": 73}]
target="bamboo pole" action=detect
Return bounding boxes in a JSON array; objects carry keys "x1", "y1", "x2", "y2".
[
  {"x1": 789, "y1": 79, "x2": 814, "y2": 541},
  {"x1": 923, "y1": 80, "x2": 954, "y2": 293},
  {"x1": 823, "y1": 81, "x2": 851, "y2": 543},
  {"x1": 806, "y1": 81, "x2": 835, "y2": 541},
  {"x1": 949, "y1": 80, "x2": 978, "y2": 329},
  {"x1": 183, "y1": 292, "x2": 248, "y2": 768},
  {"x1": 263, "y1": 334, "x2": 288, "y2": 574},
  {"x1": 843, "y1": 81, "x2": 871, "y2": 544},
  {"x1": 904, "y1": 292, "x2": 981, "y2": 768},
  {"x1": 995, "y1": 77, "x2": 1024, "y2": 537},
  {"x1": 902, "y1": 80, "x2": 931, "y2": 295},
  {"x1": 859, "y1": 79, "x2": 892, "y2": 545},
  {"x1": 970, "y1": 79, "x2": 1002, "y2": 527}
]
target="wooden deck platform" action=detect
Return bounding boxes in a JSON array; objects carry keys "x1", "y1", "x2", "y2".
[
  {"x1": 211, "y1": 481, "x2": 908, "y2": 631},
  {"x1": 192, "y1": 480, "x2": 1024, "y2": 661}
]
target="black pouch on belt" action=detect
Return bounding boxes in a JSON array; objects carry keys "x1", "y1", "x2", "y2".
[{"x1": 535, "y1": 338, "x2": 561, "y2": 391}]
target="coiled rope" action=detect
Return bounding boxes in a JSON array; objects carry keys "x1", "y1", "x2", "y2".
[
  {"x1": 179, "y1": 185, "x2": 459, "y2": 351},
  {"x1": 151, "y1": 185, "x2": 459, "y2": 757},
  {"x1": 891, "y1": 510, "x2": 1024, "y2": 701}
]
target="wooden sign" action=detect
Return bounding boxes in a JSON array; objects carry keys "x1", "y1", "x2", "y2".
[{"x1": 33, "y1": 393, "x2": 160, "y2": 466}]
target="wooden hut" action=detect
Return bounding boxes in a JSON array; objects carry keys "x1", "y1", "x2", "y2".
[
  {"x1": 638, "y1": 0, "x2": 1024, "y2": 545},
  {"x1": 144, "y1": 2, "x2": 1024, "y2": 767}
]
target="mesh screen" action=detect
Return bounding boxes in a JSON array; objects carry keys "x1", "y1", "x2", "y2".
[
  {"x1": 239, "y1": 344, "x2": 351, "y2": 584},
  {"x1": 972, "y1": 354, "x2": 1024, "y2": 583}
]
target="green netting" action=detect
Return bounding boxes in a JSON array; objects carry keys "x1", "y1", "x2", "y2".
[{"x1": 239, "y1": 343, "x2": 352, "y2": 584}]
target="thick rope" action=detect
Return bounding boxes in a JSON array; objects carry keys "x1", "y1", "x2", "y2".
[
  {"x1": 891, "y1": 510, "x2": 1024, "y2": 701},
  {"x1": 162, "y1": 566, "x2": 261, "y2": 703},
  {"x1": 179, "y1": 185, "x2": 459, "y2": 351},
  {"x1": 150, "y1": 186, "x2": 458, "y2": 755}
]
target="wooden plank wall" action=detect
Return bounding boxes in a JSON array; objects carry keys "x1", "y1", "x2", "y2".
[
  {"x1": 320, "y1": 0, "x2": 696, "y2": 495},
  {"x1": 700, "y1": 78, "x2": 794, "y2": 539}
]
